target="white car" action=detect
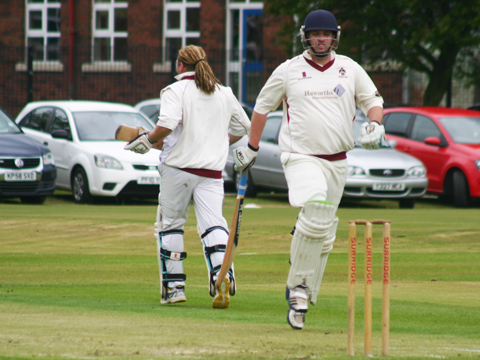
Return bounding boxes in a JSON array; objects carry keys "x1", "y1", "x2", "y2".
[
  {"x1": 15, "y1": 101, "x2": 160, "y2": 203},
  {"x1": 134, "y1": 98, "x2": 160, "y2": 121}
]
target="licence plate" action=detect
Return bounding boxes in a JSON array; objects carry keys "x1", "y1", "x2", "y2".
[
  {"x1": 373, "y1": 183, "x2": 405, "y2": 191},
  {"x1": 137, "y1": 176, "x2": 161, "y2": 185},
  {"x1": 5, "y1": 171, "x2": 37, "y2": 181}
]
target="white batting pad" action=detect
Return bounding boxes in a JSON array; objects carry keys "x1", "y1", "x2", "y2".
[
  {"x1": 310, "y1": 217, "x2": 339, "y2": 305},
  {"x1": 287, "y1": 201, "x2": 336, "y2": 290}
]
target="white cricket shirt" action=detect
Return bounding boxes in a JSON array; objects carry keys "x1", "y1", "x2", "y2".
[
  {"x1": 254, "y1": 51, "x2": 383, "y2": 156},
  {"x1": 157, "y1": 72, "x2": 250, "y2": 172}
]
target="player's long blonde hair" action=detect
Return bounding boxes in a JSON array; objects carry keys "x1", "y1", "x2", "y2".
[{"x1": 177, "y1": 45, "x2": 220, "y2": 95}]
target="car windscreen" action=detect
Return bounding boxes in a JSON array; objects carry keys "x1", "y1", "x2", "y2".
[
  {"x1": 439, "y1": 116, "x2": 480, "y2": 144},
  {"x1": 72, "y1": 111, "x2": 155, "y2": 141},
  {"x1": 0, "y1": 110, "x2": 22, "y2": 135}
]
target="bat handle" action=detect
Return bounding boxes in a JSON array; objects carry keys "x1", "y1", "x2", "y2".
[{"x1": 238, "y1": 171, "x2": 248, "y2": 197}]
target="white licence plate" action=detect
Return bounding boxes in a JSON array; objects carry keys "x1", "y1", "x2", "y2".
[
  {"x1": 5, "y1": 171, "x2": 37, "y2": 182},
  {"x1": 373, "y1": 183, "x2": 405, "y2": 191},
  {"x1": 137, "y1": 176, "x2": 161, "y2": 185}
]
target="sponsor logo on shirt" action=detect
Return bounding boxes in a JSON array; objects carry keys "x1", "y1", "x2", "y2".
[
  {"x1": 304, "y1": 90, "x2": 336, "y2": 100},
  {"x1": 334, "y1": 84, "x2": 345, "y2": 97}
]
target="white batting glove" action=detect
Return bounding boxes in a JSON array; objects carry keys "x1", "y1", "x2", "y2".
[
  {"x1": 233, "y1": 144, "x2": 258, "y2": 172},
  {"x1": 358, "y1": 122, "x2": 386, "y2": 150},
  {"x1": 124, "y1": 133, "x2": 154, "y2": 154}
]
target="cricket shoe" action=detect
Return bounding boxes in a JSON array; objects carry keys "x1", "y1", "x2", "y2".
[
  {"x1": 212, "y1": 276, "x2": 231, "y2": 309},
  {"x1": 287, "y1": 309, "x2": 305, "y2": 330},
  {"x1": 161, "y1": 285, "x2": 186, "y2": 304},
  {"x1": 286, "y1": 285, "x2": 309, "y2": 313}
]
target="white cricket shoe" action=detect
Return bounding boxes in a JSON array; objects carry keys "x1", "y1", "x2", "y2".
[
  {"x1": 287, "y1": 285, "x2": 309, "y2": 312},
  {"x1": 161, "y1": 286, "x2": 186, "y2": 304},
  {"x1": 287, "y1": 309, "x2": 305, "y2": 330},
  {"x1": 212, "y1": 276, "x2": 231, "y2": 309}
]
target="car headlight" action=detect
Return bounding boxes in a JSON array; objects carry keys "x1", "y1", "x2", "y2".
[
  {"x1": 43, "y1": 151, "x2": 55, "y2": 166},
  {"x1": 475, "y1": 160, "x2": 480, "y2": 171},
  {"x1": 347, "y1": 166, "x2": 366, "y2": 177},
  {"x1": 95, "y1": 154, "x2": 123, "y2": 170},
  {"x1": 407, "y1": 166, "x2": 426, "y2": 177}
]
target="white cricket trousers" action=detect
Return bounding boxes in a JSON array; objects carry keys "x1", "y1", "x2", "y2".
[
  {"x1": 281, "y1": 152, "x2": 348, "y2": 208},
  {"x1": 158, "y1": 163, "x2": 229, "y2": 288}
]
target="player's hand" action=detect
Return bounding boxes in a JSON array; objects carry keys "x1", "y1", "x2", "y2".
[
  {"x1": 358, "y1": 122, "x2": 386, "y2": 150},
  {"x1": 233, "y1": 145, "x2": 258, "y2": 171},
  {"x1": 124, "y1": 133, "x2": 155, "y2": 154}
]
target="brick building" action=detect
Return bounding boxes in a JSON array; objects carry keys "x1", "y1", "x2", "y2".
[{"x1": 0, "y1": 0, "x2": 293, "y2": 117}]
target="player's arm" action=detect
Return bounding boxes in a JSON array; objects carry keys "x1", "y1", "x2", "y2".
[
  {"x1": 367, "y1": 106, "x2": 383, "y2": 125},
  {"x1": 232, "y1": 111, "x2": 268, "y2": 171},
  {"x1": 124, "y1": 125, "x2": 172, "y2": 154},
  {"x1": 248, "y1": 111, "x2": 268, "y2": 149}
]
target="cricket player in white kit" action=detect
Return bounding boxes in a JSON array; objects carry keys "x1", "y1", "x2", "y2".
[
  {"x1": 125, "y1": 45, "x2": 250, "y2": 308},
  {"x1": 234, "y1": 9, "x2": 385, "y2": 329}
]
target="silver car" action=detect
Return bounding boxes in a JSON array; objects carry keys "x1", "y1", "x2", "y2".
[{"x1": 225, "y1": 110, "x2": 428, "y2": 208}]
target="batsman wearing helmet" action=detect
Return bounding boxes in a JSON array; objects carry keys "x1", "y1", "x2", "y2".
[
  {"x1": 233, "y1": 9, "x2": 384, "y2": 329},
  {"x1": 125, "y1": 45, "x2": 250, "y2": 308}
]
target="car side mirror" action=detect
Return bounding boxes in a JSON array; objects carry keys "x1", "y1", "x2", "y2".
[
  {"x1": 424, "y1": 136, "x2": 442, "y2": 146},
  {"x1": 51, "y1": 129, "x2": 72, "y2": 140}
]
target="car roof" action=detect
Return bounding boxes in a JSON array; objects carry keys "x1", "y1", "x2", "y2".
[
  {"x1": 385, "y1": 106, "x2": 480, "y2": 117},
  {"x1": 21, "y1": 100, "x2": 137, "y2": 113}
]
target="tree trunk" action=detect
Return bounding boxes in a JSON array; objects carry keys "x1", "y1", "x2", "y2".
[{"x1": 422, "y1": 47, "x2": 459, "y2": 106}]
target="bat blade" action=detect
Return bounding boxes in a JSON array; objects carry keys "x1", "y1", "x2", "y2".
[
  {"x1": 115, "y1": 125, "x2": 148, "y2": 142},
  {"x1": 213, "y1": 170, "x2": 248, "y2": 308}
]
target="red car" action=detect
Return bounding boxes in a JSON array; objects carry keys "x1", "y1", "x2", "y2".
[{"x1": 383, "y1": 107, "x2": 480, "y2": 207}]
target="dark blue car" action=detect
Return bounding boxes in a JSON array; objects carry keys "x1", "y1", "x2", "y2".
[{"x1": 0, "y1": 107, "x2": 56, "y2": 204}]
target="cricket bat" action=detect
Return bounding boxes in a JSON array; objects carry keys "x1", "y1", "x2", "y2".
[
  {"x1": 115, "y1": 125, "x2": 149, "y2": 142},
  {"x1": 212, "y1": 169, "x2": 248, "y2": 309}
]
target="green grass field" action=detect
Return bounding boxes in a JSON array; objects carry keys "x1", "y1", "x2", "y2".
[{"x1": 1, "y1": 192, "x2": 479, "y2": 360}]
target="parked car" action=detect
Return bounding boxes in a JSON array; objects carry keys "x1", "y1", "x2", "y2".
[
  {"x1": 383, "y1": 106, "x2": 480, "y2": 207},
  {"x1": 225, "y1": 110, "x2": 428, "y2": 208},
  {"x1": 0, "y1": 106, "x2": 56, "y2": 204},
  {"x1": 15, "y1": 101, "x2": 160, "y2": 203},
  {"x1": 134, "y1": 98, "x2": 160, "y2": 121}
]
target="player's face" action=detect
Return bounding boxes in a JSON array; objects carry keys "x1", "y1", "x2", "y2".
[{"x1": 307, "y1": 30, "x2": 334, "y2": 54}]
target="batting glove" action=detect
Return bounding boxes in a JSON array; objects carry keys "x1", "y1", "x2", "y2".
[
  {"x1": 358, "y1": 122, "x2": 386, "y2": 150},
  {"x1": 233, "y1": 144, "x2": 258, "y2": 172},
  {"x1": 124, "y1": 133, "x2": 155, "y2": 154}
]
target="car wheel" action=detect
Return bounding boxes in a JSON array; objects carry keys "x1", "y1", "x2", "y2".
[
  {"x1": 20, "y1": 196, "x2": 47, "y2": 204},
  {"x1": 399, "y1": 198, "x2": 415, "y2": 209},
  {"x1": 72, "y1": 167, "x2": 93, "y2": 204},
  {"x1": 235, "y1": 170, "x2": 257, "y2": 197},
  {"x1": 452, "y1": 170, "x2": 470, "y2": 207}
]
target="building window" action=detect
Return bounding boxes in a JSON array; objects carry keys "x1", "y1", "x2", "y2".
[
  {"x1": 92, "y1": 0, "x2": 128, "y2": 62},
  {"x1": 26, "y1": 0, "x2": 61, "y2": 62},
  {"x1": 163, "y1": 0, "x2": 200, "y2": 62}
]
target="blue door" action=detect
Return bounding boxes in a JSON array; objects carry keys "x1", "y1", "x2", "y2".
[{"x1": 242, "y1": 9, "x2": 263, "y2": 107}]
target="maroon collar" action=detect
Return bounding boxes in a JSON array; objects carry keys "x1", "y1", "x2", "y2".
[
  {"x1": 303, "y1": 55, "x2": 335, "y2": 72},
  {"x1": 181, "y1": 75, "x2": 195, "y2": 80}
]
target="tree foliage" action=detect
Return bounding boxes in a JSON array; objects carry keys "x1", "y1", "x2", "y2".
[{"x1": 264, "y1": 0, "x2": 480, "y2": 106}]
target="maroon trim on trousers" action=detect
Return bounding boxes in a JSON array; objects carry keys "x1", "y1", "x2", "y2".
[
  {"x1": 180, "y1": 168, "x2": 223, "y2": 179},
  {"x1": 303, "y1": 56, "x2": 335, "y2": 72},
  {"x1": 312, "y1": 151, "x2": 347, "y2": 161}
]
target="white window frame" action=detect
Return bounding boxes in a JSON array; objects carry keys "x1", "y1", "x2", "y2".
[
  {"x1": 24, "y1": 0, "x2": 62, "y2": 69},
  {"x1": 162, "y1": 0, "x2": 200, "y2": 63},
  {"x1": 91, "y1": 0, "x2": 128, "y2": 62}
]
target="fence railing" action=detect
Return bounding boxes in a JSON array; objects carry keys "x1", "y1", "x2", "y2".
[{"x1": 1, "y1": 44, "x2": 478, "y2": 118}]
